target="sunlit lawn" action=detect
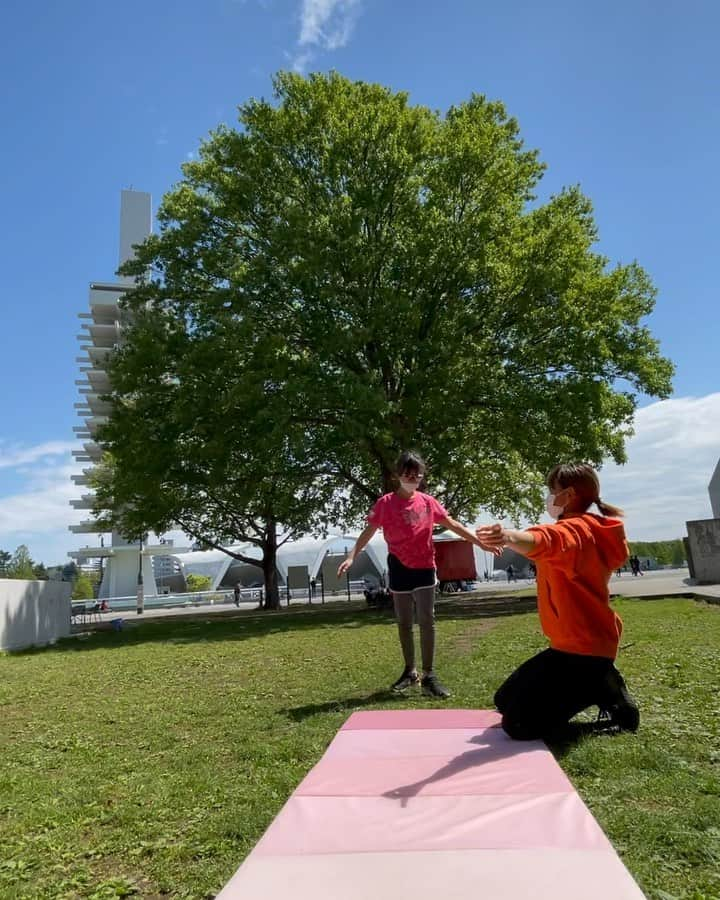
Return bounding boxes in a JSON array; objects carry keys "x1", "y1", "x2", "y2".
[{"x1": 1, "y1": 597, "x2": 718, "y2": 899}]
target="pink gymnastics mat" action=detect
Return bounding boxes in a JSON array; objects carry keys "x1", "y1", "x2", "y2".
[{"x1": 217, "y1": 709, "x2": 645, "y2": 899}]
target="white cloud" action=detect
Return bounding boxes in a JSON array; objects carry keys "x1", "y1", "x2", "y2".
[
  {"x1": 597, "y1": 393, "x2": 720, "y2": 541},
  {"x1": 0, "y1": 440, "x2": 76, "y2": 470},
  {"x1": 292, "y1": 0, "x2": 362, "y2": 70},
  {"x1": 292, "y1": 49, "x2": 315, "y2": 73},
  {"x1": 0, "y1": 452, "x2": 85, "y2": 565},
  {"x1": 298, "y1": 0, "x2": 361, "y2": 48}
]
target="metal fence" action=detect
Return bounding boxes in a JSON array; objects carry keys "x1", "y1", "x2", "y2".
[{"x1": 74, "y1": 581, "x2": 370, "y2": 613}]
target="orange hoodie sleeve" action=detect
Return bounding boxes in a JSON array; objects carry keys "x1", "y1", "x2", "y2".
[{"x1": 525, "y1": 520, "x2": 583, "y2": 561}]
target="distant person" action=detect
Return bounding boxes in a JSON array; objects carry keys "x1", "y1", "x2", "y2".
[
  {"x1": 477, "y1": 463, "x2": 640, "y2": 740},
  {"x1": 233, "y1": 583, "x2": 241, "y2": 607},
  {"x1": 310, "y1": 577, "x2": 317, "y2": 598},
  {"x1": 338, "y1": 450, "x2": 495, "y2": 699},
  {"x1": 506, "y1": 564, "x2": 515, "y2": 582}
]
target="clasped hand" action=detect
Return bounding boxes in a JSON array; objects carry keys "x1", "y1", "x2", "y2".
[{"x1": 475, "y1": 523, "x2": 506, "y2": 553}]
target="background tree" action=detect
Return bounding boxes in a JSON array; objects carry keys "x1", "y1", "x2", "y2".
[
  {"x1": 61, "y1": 562, "x2": 79, "y2": 583},
  {"x1": 0, "y1": 550, "x2": 11, "y2": 577},
  {"x1": 7, "y1": 545, "x2": 35, "y2": 580},
  {"x1": 671, "y1": 542, "x2": 686, "y2": 567},
  {"x1": 72, "y1": 573, "x2": 95, "y2": 601},
  {"x1": 114, "y1": 72, "x2": 673, "y2": 561},
  {"x1": 32, "y1": 562, "x2": 49, "y2": 581},
  {"x1": 628, "y1": 539, "x2": 686, "y2": 567}
]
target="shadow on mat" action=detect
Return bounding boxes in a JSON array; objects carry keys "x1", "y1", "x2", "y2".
[{"x1": 383, "y1": 734, "x2": 531, "y2": 807}]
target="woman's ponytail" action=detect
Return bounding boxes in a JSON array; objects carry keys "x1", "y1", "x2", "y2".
[{"x1": 596, "y1": 497, "x2": 624, "y2": 517}]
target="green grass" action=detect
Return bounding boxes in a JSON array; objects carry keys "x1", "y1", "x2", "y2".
[{"x1": 1, "y1": 597, "x2": 719, "y2": 899}]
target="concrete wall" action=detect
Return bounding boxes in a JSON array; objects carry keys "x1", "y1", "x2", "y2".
[
  {"x1": 686, "y1": 518, "x2": 720, "y2": 585},
  {"x1": 0, "y1": 579, "x2": 72, "y2": 652}
]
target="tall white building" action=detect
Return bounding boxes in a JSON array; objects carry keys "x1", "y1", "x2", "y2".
[{"x1": 69, "y1": 190, "x2": 160, "y2": 599}]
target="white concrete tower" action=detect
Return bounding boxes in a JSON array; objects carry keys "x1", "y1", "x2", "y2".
[{"x1": 69, "y1": 191, "x2": 158, "y2": 599}]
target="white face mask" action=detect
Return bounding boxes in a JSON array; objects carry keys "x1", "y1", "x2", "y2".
[
  {"x1": 399, "y1": 479, "x2": 418, "y2": 495},
  {"x1": 545, "y1": 492, "x2": 564, "y2": 519}
]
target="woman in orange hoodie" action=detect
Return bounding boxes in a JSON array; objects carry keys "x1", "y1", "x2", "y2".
[{"x1": 476, "y1": 463, "x2": 640, "y2": 740}]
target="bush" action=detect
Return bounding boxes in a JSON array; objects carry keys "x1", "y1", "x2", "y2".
[{"x1": 186, "y1": 573, "x2": 212, "y2": 593}]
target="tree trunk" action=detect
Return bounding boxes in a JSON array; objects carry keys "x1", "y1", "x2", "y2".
[{"x1": 261, "y1": 518, "x2": 281, "y2": 610}]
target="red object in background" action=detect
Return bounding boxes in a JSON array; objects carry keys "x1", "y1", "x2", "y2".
[{"x1": 433, "y1": 539, "x2": 477, "y2": 581}]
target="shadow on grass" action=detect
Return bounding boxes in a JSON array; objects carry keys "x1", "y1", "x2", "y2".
[
  {"x1": 12, "y1": 606, "x2": 393, "y2": 657},
  {"x1": 10, "y1": 593, "x2": 537, "y2": 657},
  {"x1": 545, "y1": 719, "x2": 625, "y2": 759},
  {"x1": 436, "y1": 596, "x2": 537, "y2": 618},
  {"x1": 282, "y1": 689, "x2": 398, "y2": 721}
]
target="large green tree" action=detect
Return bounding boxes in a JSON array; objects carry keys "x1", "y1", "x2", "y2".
[{"x1": 108, "y1": 72, "x2": 672, "y2": 577}]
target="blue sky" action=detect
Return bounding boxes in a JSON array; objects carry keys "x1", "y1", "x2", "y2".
[{"x1": 1, "y1": 0, "x2": 719, "y2": 564}]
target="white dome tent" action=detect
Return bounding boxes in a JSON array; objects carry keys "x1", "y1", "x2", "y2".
[{"x1": 174, "y1": 533, "x2": 391, "y2": 592}]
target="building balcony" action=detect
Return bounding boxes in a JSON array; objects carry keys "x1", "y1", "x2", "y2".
[
  {"x1": 69, "y1": 520, "x2": 102, "y2": 534},
  {"x1": 70, "y1": 494, "x2": 96, "y2": 510}
]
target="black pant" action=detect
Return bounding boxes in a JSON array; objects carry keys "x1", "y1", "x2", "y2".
[{"x1": 495, "y1": 648, "x2": 615, "y2": 740}]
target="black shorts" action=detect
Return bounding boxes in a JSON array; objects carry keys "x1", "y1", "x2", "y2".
[{"x1": 388, "y1": 553, "x2": 436, "y2": 592}]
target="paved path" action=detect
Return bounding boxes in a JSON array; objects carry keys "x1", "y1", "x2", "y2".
[{"x1": 610, "y1": 568, "x2": 720, "y2": 600}]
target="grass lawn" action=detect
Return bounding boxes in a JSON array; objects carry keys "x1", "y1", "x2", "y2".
[{"x1": 1, "y1": 597, "x2": 719, "y2": 899}]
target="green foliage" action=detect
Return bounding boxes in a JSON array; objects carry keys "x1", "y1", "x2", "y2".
[
  {"x1": 117, "y1": 71, "x2": 672, "y2": 524},
  {"x1": 71, "y1": 573, "x2": 95, "y2": 601},
  {"x1": 671, "y1": 543, "x2": 687, "y2": 567},
  {"x1": 0, "y1": 599, "x2": 718, "y2": 897},
  {"x1": 98, "y1": 71, "x2": 674, "y2": 608},
  {"x1": 0, "y1": 550, "x2": 11, "y2": 577},
  {"x1": 185, "y1": 573, "x2": 212, "y2": 592},
  {"x1": 628, "y1": 540, "x2": 686, "y2": 566},
  {"x1": 6, "y1": 545, "x2": 35, "y2": 580},
  {"x1": 32, "y1": 563, "x2": 49, "y2": 581},
  {"x1": 62, "y1": 561, "x2": 79, "y2": 582}
]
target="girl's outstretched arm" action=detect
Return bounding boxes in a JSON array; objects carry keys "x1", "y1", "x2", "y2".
[
  {"x1": 439, "y1": 516, "x2": 501, "y2": 555},
  {"x1": 475, "y1": 524, "x2": 536, "y2": 557},
  {"x1": 337, "y1": 523, "x2": 379, "y2": 576}
]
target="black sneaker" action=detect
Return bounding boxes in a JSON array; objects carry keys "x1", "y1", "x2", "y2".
[
  {"x1": 599, "y1": 666, "x2": 640, "y2": 732},
  {"x1": 391, "y1": 667, "x2": 420, "y2": 692},
  {"x1": 421, "y1": 673, "x2": 451, "y2": 699}
]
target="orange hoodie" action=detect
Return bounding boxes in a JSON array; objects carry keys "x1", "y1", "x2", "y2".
[{"x1": 525, "y1": 513, "x2": 629, "y2": 659}]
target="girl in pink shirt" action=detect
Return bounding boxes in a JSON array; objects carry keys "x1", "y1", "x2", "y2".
[{"x1": 338, "y1": 451, "x2": 487, "y2": 698}]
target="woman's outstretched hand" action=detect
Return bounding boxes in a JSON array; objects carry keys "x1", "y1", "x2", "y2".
[{"x1": 475, "y1": 523, "x2": 506, "y2": 553}]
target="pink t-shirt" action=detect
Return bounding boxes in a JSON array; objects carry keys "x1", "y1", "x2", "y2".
[{"x1": 368, "y1": 491, "x2": 448, "y2": 569}]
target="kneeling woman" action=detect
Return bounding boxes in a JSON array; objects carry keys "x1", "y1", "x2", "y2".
[{"x1": 477, "y1": 463, "x2": 640, "y2": 739}]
